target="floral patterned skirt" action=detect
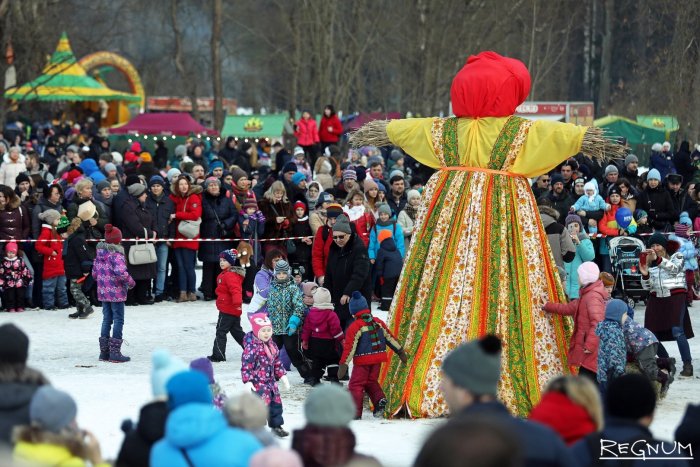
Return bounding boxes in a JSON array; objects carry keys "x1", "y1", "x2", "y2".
[{"x1": 379, "y1": 169, "x2": 573, "y2": 418}]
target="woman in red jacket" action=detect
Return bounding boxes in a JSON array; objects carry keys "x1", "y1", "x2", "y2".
[
  {"x1": 169, "y1": 174, "x2": 203, "y2": 302},
  {"x1": 319, "y1": 105, "x2": 343, "y2": 150},
  {"x1": 35, "y1": 209, "x2": 69, "y2": 309},
  {"x1": 542, "y1": 261, "x2": 608, "y2": 381},
  {"x1": 294, "y1": 110, "x2": 320, "y2": 165}
]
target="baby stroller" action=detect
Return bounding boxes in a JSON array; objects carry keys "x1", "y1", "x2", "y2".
[{"x1": 608, "y1": 236, "x2": 649, "y2": 308}]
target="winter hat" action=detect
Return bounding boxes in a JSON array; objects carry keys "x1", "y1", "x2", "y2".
[
  {"x1": 274, "y1": 259, "x2": 290, "y2": 275},
  {"x1": 203, "y1": 176, "x2": 221, "y2": 189},
  {"x1": 15, "y1": 172, "x2": 30, "y2": 186},
  {"x1": 312, "y1": 287, "x2": 333, "y2": 309},
  {"x1": 378, "y1": 229, "x2": 393, "y2": 244},
  {"x1": 363, "y1": 178, "x2": 378, "y2": 192},
  {"x1": 332, "y1": 213, "x2": 352, "y2": 234},
  {"x1": 679, "y1": 212, "x2": 692, "y2": 226},
  {"x1": 302, "y1": 281, "x2": 318, "y2": 296},
  {"x1": 647, "y1": 232, "x2": 668, "y2": 249},
  {"x1": 249, "y1": 312, "x2": 272, "y2": 339},
  {"x1": 348, "y1": 291, "x2": 369, "y2": 315},
  {"x1": 625, "y1": 154, "x2": 639, "y2": 166},
  {"x1": 209, "y1": 159, "x2": 224, "y2": 171},
  {"x1": 166, "y1": 370, "x2": 213, "y2": 410},
  {"x1": 224, "y1": 392, "x2": 268, "y2": 430},
  {"x1": 582, "y1": 181, "x2": 597, "y2": 194},
  {"x1": 0, "y1": 323, "x2": 29, "y2": 364},
  {"x1": 149, "y1": 175, "x2": 166, "y2": 188},
  {"x1": 56, "y1": 216, "x2": 70, "y2": 234},
  {"x1": 130, "y1": 141, "x2": 142, "y2": 153},
  {"x1": 174, "y1": 145, "x2": 187, "y2": 158},
  {"x1": 243, "y1": 196, "x2": 258, "y2": 211},
  {"x1": 79, "y1": 158, "x2": 98, "y2": 175},
  {"x1": 377, "y1": 203, "x2": 392, "y2": 216},
  {"x1": 565, "y1": 214, "x2": 584, "y2": 232},
  {"x1": 377, "y1": 183, "x2": 387, "y2": 193},
  {"x1": 293, "y1": 201, "x2": 307, "y2": 213},
  {"x1": 293, "y1": 146, "x2": 305, "y2": 157},
  {"x1": 605, "y1": 299, "x2": 627, "y2": 323},
  {"x1": 574, "y1": 177, "x2": 586, "y2": 187},
  {"x1": 675, "y1": 223, "x2": 690, "y2": 239},
  {"x1": 646, "y1": 169, "x2": 661, "y2": 181},
  {"x1": 325, "y1": 203, "x2": 343, "y2": 218},
  {"x1": 606, "y1": 374, "x2": 656, "y2": 420},
  {"x1": 442, "y1": 335, "x2": 502, "y2": 396},
  {"x1": 316, "y1": 192, "x2": 333, "y2": 208},
  {"x1": 104, "y1": 162, "x2": 117, "y2": 173},
  {"x1": 250, "y1": 448, "x2": 303, "y2": 467},
  {"x1": 342, "y1": 168, "x2": 358, "y2": 181},
  {"x1": 96, "y1": 180, "x2": 111, "y2": 192},
  {"x1": 38, "y1": 209, "x2": 62, "y2": 226},
  {"x1": 66, "y1": 144, "x2": 79, "y2": 154},
  {"x1": 604, "y1": 165, "x2": 619, "y2": 176},
  {"x1": 304, "y1": 385, "x2": 357, "y2": 428},
  {"x1": 407, "y1": 189, "x2": 421, "y2": 201},
  {"x1": 90, "y1": 171, "x2": 106, "y2": 184},
  {"x1": 367, "y1": 155, "x2": 383, "y2": 167},
  {"x1": 167, "y1": 168, "x2": 182, "y2": 182},
  {"x1": 151, "y1": 349, "x2": 188, "y2": 398},
  {"x1": 66, "y1": 169, "x2": 83, "y2": 185},
  {"x1": 139, "y1": 152, "x2": 152, "y2": 163},
  {"x1": 101, "y1": 224, "x2": 122, "y2": 244},
  {"x1": 633, "y1": 209, "x2": 648, "y2": 222},
  {"x1": 219, "y1": 248, "x2": 239, "y2": 266},
  {"x1": 230, "y1": 168, "x2": 248, "y2": 184},
  {"x1": 291, "y1": 172, "x2": 306, "y2": 186},
  {"x1": 111, "y1": 151, "x2": 123, "y2": 165},
  {"x1": 76, "y1": 200, "x2": 97, "y2": 221},
  {"x1": 127, "y1": 183, "x2": 147, "y2": 197},
  {"x1": 389, "y1": 169, "x2": 404, "y2": 181},
  {"x1": 550, "y1": 173, "x2": 564, "y2": 186},
  {"x1": 282, "y1": 162, "x2": 298, "y2": 174},
  {"x1": 5, "y1": 241, "x2": 17, "y2": 254},
  {"x1": 607, "y1": 185, "x2": 621, "y2": 197},
  {"x1": 577, "y1": 262, "x2": 600, "y2": 287},
  {"x1": 29, "y1": 386, "x2": 77, "y2": 433},
  {"x1": 599, "y1": 272, "x2": 615, "y2": 287},
  {"x1": 390, "y1": 149, "x2": 404, "y2": 161},
  {"x1": 190, "y1": 357, "x2": 215, "y2": 385}
]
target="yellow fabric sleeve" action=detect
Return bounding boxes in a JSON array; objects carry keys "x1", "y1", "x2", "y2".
[
  {"x1": 386, "y1": 118, "x2": 440, "y2": 168},
  {"x1": 509, "y1": 120, "x2": 586, "y2": 178}
]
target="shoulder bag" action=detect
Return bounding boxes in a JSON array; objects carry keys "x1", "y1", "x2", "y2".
[
  {"x1": 129, "y1": 228, "x2": 157, "y2": 265},
  {"x1": 177, "y1": 195, "x2": 202, "y2": 239}
]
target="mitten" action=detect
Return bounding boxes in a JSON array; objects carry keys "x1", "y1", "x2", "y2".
[
  {"x1": 243, "y1": 381, "x2": 256, "y2": 393},
  {"x1": 279, "y1": 375, "x2": 290, "y2": 391},
  {"x1": 286, "y1": 315, "x2": 301, "y2": 336},
  {"x1": 338, "y1": 363, "x2": 349, "y2": 380}
]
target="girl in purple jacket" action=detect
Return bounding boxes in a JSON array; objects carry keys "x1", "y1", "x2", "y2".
[{"x1": 92, "y1": 224, "x2": 135, "y2": 363}]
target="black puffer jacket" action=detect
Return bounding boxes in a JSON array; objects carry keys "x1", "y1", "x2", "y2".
[
  {"x1": 198, "y1": 190, "x2": 237, "y2": 263},
  {"x1": 0, "y1": 366, "x2": 49, "y2": 448},
  {"x1": 119, "y1": 196, "x2": 156, "y2": 281},
  {"x1": 324, "y1": 232, "x2": 372, "y2": 325},
  {"x1": 115, "y1": 400, "x2": 168, "y2": 467},
  {"x1": 637, "y1": 185, "x2": 678, "y2": 230},
  {"x1": 144, "y1": 192, "x2": 175, "y2": 239},
  {"x1": 63, "y1": 225, "x2": 95, "y2": 279}
]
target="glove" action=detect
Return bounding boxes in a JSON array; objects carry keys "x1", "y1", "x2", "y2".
[
  {"x1": 279, "y1": 375, "x2": 290, "y2": 391},
  {"x1": 286, "y1": 315, "x2": 301, "y2": 336},
  {"x1": 398, "y1": 349, "x2": 409, "y2": 364},
  {"x1": 337, "y1": 363, "x2": 349, "y2": 380},
  {"x1": 243, "y1": 382, "x2": 256, "y2": 393}
]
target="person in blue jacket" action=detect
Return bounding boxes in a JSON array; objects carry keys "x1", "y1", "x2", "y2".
[
  {"x1": 368, "y1": 203, "x2": 405, "y2": 261},
  {"x1": 564, "y1": 214, "x2": 596, "y2": 299},
  {"x1": 150, "y1": 370, "x2": 262, "y2": 467}
]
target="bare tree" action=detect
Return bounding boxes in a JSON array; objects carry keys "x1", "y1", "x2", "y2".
[{"x1": 211, "y1": 0, "x2": 223, "y2": 130}]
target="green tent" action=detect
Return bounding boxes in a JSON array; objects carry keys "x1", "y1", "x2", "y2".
[
  {"x1": 594, "y1": 115, "x2": 679, "y2": 165},
  {"x1": 635, "y1": 115, "x2": 679, "y2": 138},
  {"x1": 221, "y1": 114, "x2": 290, "y2": 139}
]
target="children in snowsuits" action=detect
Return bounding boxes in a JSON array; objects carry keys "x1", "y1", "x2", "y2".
[
  {"x1": 241, "y1": 312, "x2": 291, "y2": 438},
  {"x1": 0, "y1": 241, "x2": 32, "y2": 312},
  {"x1": 266, "y1": 260, "x2": 310, "y2": 379},
  {"x1": 63, "y1": 217, "x2": 95, "y2": 319},
  {"x1": 301, "y1": 287, "x2": 344, "y2": 385},
  {"x1": 92, "y1": 224, "x2": 135, "y2": 363},
  {"x1": 35, "y1": 210, "x2": 69, "y2": 310},
  {"x1": 368, "y1": 203, "x2": 405, "y2": 261},
  {"x1": 595, "y1": 299, "x2": 627, "y2": 393},
  {"x1": 374, "y1": 229, "x2": 404, "y2": 311},
  {"x1": 571, "y1": 180, "x2": 608, "y2": 230},
  {"x1": 338, "y1": 291, "x2": 408, "y2": 419},
  {"x1": 208, "y1": 248, "x2": 246, "y2": 362}
]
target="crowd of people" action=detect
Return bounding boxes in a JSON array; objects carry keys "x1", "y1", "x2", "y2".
[{"x1": 0, "y1": 115, "x2": 699, "y2": 465}]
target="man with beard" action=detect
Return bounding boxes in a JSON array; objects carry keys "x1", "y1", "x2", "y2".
[
  {"x1": 538, "y1": 174, "x2": 574, "y2": 224},
  {"x1": 619, "y1": 154, "x2": 641, "y2": 190},
  {"x1": 387, "y1": 175, "x2": 408, "y2": 217}
]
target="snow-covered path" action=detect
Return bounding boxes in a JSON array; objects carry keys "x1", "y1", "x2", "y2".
[{"x1": 1, "y1": 290, "x2": 698, "y2": 466}]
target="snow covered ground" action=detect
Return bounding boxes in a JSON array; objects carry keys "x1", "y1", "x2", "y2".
[{"x1": 1, "y1": 281, "x2": 698, "y2": 467}]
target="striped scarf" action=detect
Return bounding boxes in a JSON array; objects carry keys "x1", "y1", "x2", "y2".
[{"x1": 359, "y1": 312, "x2": 382, "y2": 351}]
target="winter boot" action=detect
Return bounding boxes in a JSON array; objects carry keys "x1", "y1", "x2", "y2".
[
  {"x1": 680, "y1": 362, "x2": 694, "y2": 377},
  {"x1": 68, "y1": 303, "x2": 83, "y2": 319},
  {"x1": 657, "y1": 357, "x2": 676, "y2": 384},
  {"x1": 657, "y1": 370, "x2": 670, "y2": 397},
  {"x1": 108, "y1": 338, "x2": 131, "y2": 363},
  {"x1": 176, "y1": 292, "x2": 188, "y2": 303},
  {"x1": 207, "y1": 355, "x2": 226, "y2": 363},
  {"x1": 79, "y1": 306, "x2": 94, "y2": 319},
  {"x1": 271, "y1": 426, "x2": 289, "y2": 438},
  {"x1": 373, "y1": 398, "x2": 387, "y2": 418},
  {"x1": 186, "y1": 292, "x2": 198, "y2": 301},
  {"x1": 99, "y1": 337, "x2": 110, "y2": 361}
]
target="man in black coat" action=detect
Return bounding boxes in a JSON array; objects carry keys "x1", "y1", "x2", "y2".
[
  {"x1": 538, "y1": 174, "x2": 574, "y2": 224},
  {"x1": 637, "y1": 169, "x2": 678, "y2": 230},
  {"x1": 324, "y1": 214, "x2": 372, "y2": 329},
  {"x1": 666, "y1": 173, "x2": 697, "y2": 220},
  {"x1": 619, "y1": 154, "x2": 642, "y2": 190}
]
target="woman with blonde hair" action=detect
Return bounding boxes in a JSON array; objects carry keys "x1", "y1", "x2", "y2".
[
  {"x1": 528, "y1": 375, "x2": 603, "y2": 445},
  {"x1": 259, "y1": 181, "x2": 294, "y2": 255}
]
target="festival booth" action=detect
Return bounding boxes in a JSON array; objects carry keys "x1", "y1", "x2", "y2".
[
  {"x1": 594, "y1": 115, "x2": 678, "y2": 165},
  {"x1": 221, "y1": 114, "x2": 291, "y2": 145},
  {"x1": 109, "y1": 112, "x2": 219, "y2": 153}
]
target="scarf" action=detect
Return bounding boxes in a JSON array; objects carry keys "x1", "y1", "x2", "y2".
[
  {"x1": 358, "y1": 312, "x2": 382, "y2": 351},
  {"x1": 404, "y1": 203, "x2": 418, "y2": 221},
  {"x1": 262, "y1": 339, "x2": 278, "y2": 361}
]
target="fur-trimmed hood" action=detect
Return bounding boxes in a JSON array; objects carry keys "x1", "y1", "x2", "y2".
[
  {"x1": 314, "y1": 156, "x2": 333, "y2": 175},
  {"x1": 0, "y1": 191, "x2": 20, "y2": 210},
  {"x1": 96, "y1": 241, "x2": 125, "y2": 255},
  {"x1": 2, "y1": 152, "x2": 26, "y2": 165},
  {"x1": 538, "y1": 205, "x2": 560, "y2": 223},
  {"x1": 169, "y1": 181, "x2": 203, "y2": 198}
]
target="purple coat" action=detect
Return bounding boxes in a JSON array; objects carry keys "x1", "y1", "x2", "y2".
[
  {"x1": 241, "y1": 332, "x2": 286, "y2": 405},
  {"x1": 248, "y1": 267, "x2": 274, "y2": 314},
  {"x1": 92, "y1": 242, "x2": 135, "y2": 302}
]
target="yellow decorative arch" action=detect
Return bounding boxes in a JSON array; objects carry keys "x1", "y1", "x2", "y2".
[{"x1": 78, "y1": 51, "x2": 145, "y2": 112}]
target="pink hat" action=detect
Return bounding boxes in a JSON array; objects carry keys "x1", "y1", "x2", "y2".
[
  {"x1": 248, "y1": 312, "x2": 272, "y2": 339},
  {"x1": 577, "y1": 261, "x2": 600, "y2": 287},
  {"x1": 5, "y1": 241, "x2": 18, "y2": 254}
]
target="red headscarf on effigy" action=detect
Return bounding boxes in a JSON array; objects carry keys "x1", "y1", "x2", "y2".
[{"x1": 450, "y1": 51, "x2": 531, "y2": 118}]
